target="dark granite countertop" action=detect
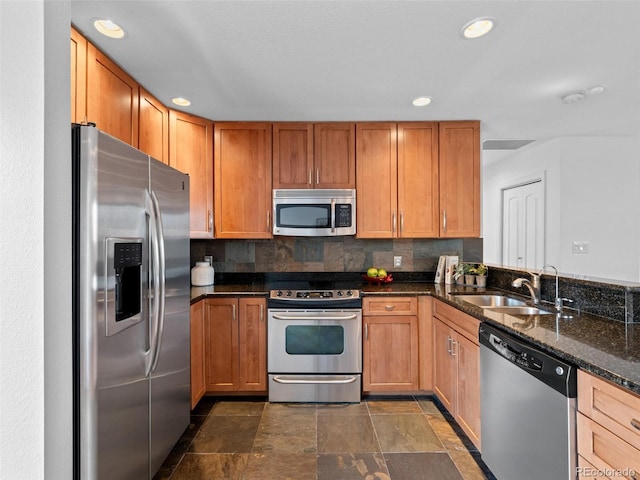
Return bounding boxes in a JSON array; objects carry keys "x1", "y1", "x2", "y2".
[{"x1": 191, "y1": 280, "x2": 640, "y2": 396}]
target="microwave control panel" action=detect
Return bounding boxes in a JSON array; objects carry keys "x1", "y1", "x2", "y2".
[{"x1": 336, "y1": 204, "x2": 353, "y2": 227}]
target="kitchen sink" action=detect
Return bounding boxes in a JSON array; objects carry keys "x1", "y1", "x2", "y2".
[
  {"x1": 485, "y1": 306, "x2": 555, "y2": 315},
  {"x1": 457, "y1": 295, "x2": 528, "y2": 308}
]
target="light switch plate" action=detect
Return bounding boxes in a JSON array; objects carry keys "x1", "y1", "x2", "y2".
[{"x1": 394, "y1": 256, "x2": 402, "y2": 268}]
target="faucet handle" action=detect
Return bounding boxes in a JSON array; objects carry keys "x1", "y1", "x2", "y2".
[{"x1": 555, "y1": 297, "x2": 573, "y2": 310}]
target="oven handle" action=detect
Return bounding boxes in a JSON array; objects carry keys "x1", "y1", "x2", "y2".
[
  {"x1": 272, "y1": 375, "x2": 358, "y2": 385},
  {"x1": 271, "y1": 313, "x2": 359, "y2": 321}
]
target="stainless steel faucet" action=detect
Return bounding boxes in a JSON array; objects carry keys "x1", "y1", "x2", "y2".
[
  {"x1": 511, "y1": 272, "x2": 541, "y2": 305},
  {"x1": 541, "y1": 264, "x2": 573, "y2": 315}
]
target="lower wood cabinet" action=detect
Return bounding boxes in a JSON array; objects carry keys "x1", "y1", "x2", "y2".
[
  {"x1": 577, "y1": 370, "x2": 640, "y2": 479},
  {"x1": 190, "y1": 300, "x2": 206, "y2": 409},
  {"x1": 363, "y1": 297, "x2": 419, "y2": 392},
  {"x1": 432, "y1": 299, "x2": 481, "y2": 450},
  {"x1": 203, "y1": 297, "x2": 267, "y2": 393}
]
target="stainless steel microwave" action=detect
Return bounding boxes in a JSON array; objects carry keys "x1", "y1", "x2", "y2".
[{"x1": 272, "y1": 189, "x2": 356, "y2": 236}]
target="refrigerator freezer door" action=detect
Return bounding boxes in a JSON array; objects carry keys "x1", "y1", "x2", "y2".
[
  {"x1": 148, "y1": 157, "x2": 191, "y2": 476},
  {"x1": 75, "y1": 127, "x2": 151, "y2": 479}
]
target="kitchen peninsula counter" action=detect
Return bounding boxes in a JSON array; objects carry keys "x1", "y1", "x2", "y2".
[{"x1": 191, "y1": 280, "x2": 640, "y2": 396}]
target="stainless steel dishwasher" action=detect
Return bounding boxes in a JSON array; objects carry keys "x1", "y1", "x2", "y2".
[{"x1": 479, "y1": 323, "x2": 577, "y2": 480}]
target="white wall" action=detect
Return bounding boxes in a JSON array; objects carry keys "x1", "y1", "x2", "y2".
[
  {"x1": 0, "y1": 1, "x2": 72, "y2": 479},
  {"x1": 483, "y1": 135, "x2": 640, "y2": 282}
]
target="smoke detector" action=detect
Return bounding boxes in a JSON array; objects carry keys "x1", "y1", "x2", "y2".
[{"x1": 561, "y1": 91, "x2": 586, "y2": 104}]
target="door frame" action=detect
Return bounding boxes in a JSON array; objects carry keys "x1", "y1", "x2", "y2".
[{"x1": 499, "y1": 171, "x2": 547, "y2": 269}]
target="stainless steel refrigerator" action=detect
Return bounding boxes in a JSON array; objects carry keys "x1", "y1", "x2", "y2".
[{"x1": 72, "y1": 124, "x2": 190, "y2": 479}]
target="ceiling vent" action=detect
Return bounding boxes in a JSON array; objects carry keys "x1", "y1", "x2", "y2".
[{"x1": 482, "y1": 139, "x2": 535, "y2": 150}]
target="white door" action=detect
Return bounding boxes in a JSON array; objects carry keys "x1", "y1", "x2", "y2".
[{"x1": 502, "y1": 180, "x2": 544, "y2": 269}]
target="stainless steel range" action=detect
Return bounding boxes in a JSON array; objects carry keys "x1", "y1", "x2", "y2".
[{"x1": 267, "y1": 288, "x2": 362, "y2": 403}]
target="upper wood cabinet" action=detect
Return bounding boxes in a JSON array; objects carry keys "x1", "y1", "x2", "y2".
[
  {"x1": 214, "y1": 122, "x2": 273, "y2": 238},
  {"x1": 273, "y1": 122, "x2": 355, "y2": 189},
  {"x1": 86, "y1": 42, "x2": 139, "y2": 147},
  {"x1": 438, "y1": 121, "x2": 481, "y2": 237},
  {"x1": 356, "y1": 123, "x2": 398, "y2": 238},
  {"x1": 169, "y1": 110, "x2": 214, "y2": 238},
  {"x1": 357, "y1": 122, "x2": 439, "y2": 238},
  {"x1": 139, "y1": 87, "x2": 169, "y2": 164},
  {"x1": 70, "y1": 27, "x2": 87, "y2": 124},
  {"x1": 357, "y1": 121, "x2": 479, "y2": 239}
]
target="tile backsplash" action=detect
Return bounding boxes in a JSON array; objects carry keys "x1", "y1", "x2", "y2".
[{"x1": 191, "y1": 237, "x2": 483, "y2": 274}]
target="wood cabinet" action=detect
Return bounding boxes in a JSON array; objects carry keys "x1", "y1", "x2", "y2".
[
  {"x1": 363, "y1": 297, "x2": 419, "y2": 392},
  {"x1": 169, "y1": 110, "x2": 214, "y2": 238},
  {"x1": 139, "y1": 87, "x2": 169, "y2": 164},
  {"x1": 70, "y1": 27, "x2": 87, "y2": 124},
  {"x1": 190, "y1": 301, "x2": 206, "y2": 409},
  {"x1": 432, "y1": 299, "x2": 481, "y2": 449},
  {"x1": 577, "y1": 370, "x2": 640, "y2": 479},
  {"x1": 438, "y1": 121, "x2": 481, "y2": 237},
  {"x1": 356, "y1": 122, "x2": 440, "y2": 238},
  {"x1": 272, "y1": 122, "x2": 355, "y2": 189},
  {"x1": 204, "y1": 297, "x2": 267, "y2": 392},
  {"x1": 86, "y1": 42, "x2": 139, "y2": 147},
  {"x1": 214, "y1": 122, "x2": 272, "y2": 238}
]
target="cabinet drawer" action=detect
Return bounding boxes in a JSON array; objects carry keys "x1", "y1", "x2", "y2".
[
  {"x1": 578, "y1": 370, "x2": 640, "y2": 449},
  {"x1": 432, "y1": 299, "x2": 480, "y2": 344},
  {"x1": 363, "y1": 297, "x2": 417, "y2": 316},
  {"x1": 578, "y1": 455, "x2": 613, "y2": 480},
  {"x1": 577, "y1": 412, "x2": 640, "y2": 478}
]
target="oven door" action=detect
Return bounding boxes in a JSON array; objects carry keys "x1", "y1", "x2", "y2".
[{"x1": 267, "y1": 309, "x2": 362, "y2": 374}]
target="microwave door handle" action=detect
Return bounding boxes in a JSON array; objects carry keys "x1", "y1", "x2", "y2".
[{"x1": 331, "y1": 198, "x2": 336, "y2": 233}]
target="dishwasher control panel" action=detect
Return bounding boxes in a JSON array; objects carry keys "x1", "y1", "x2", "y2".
[{"x1": 479, "y1": 323, "x2": 577, "y2": 397}]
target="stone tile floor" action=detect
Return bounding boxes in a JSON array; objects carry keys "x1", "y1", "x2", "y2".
[{"x1": 154, "y1": 395, "x2": 496, "y2": 480}]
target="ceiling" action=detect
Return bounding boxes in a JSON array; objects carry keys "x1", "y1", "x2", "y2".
[{"x1": 70, "y1": 1, "x2": 640, "y2": 163}]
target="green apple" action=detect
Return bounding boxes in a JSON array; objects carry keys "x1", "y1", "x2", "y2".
[
  {"x1": 367, "y1": 267, "x2": 378, "y2": 277},
  {"x1": 377, "y1": 268, "x2": 387, "y2": 278}
]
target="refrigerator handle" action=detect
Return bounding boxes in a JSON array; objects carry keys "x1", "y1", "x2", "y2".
[
  {"x1": 149, "y1": 190, "x2": 166, "y2": 374},
  {"x1": 145, "y1": 190, "x2": 160, "y2": 376}
]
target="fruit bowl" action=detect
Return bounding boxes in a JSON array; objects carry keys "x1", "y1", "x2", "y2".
[{"x1": 362, "y1": 273, "x2": 393, "y2": 285}]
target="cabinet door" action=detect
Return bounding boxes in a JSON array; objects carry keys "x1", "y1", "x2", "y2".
[
  {"x1": 455, "y1": 333, "x2": 481, "y2": 449},
  {"x1": 363, "y1": 315, "x2": 419, "y2": 392},
  {"x1": 273, "y1": 123, "x2": 313, "y2": 189},
  {"x1": 169, "y1": 110, "x2": 214, "y2": 238},
  {"x1": 356, "y1": 123, "x2": 398, "y2": 238},
  {"x1": 433, "y1": 318, "x2": 456, "y2": 413},
  {"x1": 398, "y1": 122, "x2": 439, "y2": 237},
  {"x1": 86, "y1": 43, "x2": 139, "y2": 147},
  {"x1": 215, "y1": 122, "x2": 273, "y2": 238},
  {"x1": 314, "y1": 123, "x2": 356, "y2": 188},
  {"x1": 139, "y1": 87, "x2": 169, "y2": 164},
  {"x1": 439, "y1": 121, "x2": 480, "y2": 237},
  {"x1": 190, "y1": 301, "x2": 206, "y2": 409},
  {"x1": 238, "y1": 298, "x2": 267, "y2": 391},
  {"x1": 70, "y1": 28, "x2": 87, "y2": 124},
  {"x1": 205, "y1": 298, "x2": 239, "y2": 391}
]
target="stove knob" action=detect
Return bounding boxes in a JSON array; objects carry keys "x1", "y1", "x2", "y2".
[
  {"x1": 337, "y1": 290, "x2": 343, "y2": 296},
  {"x1": 276, "y1": 290, "x2": 283, "y2": 297},
  {"x1": 346, "y1": 290, "x2": 353, "y2": 296},
  {"x1": 286, "y1": 290, "x2": 292, "y2": 297}
]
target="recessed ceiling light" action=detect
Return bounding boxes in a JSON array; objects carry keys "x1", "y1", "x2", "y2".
[
  {"x1": 561, "y1": 91, "x2": 586, "y2": 104},
  {"x1": 172, "y1": 97, "x2": 191, "y2": 107},
  {"x1": 412, "y1": 96, "x2": 432, "y2": 107},
  {"x1": 588, "y1": 85, "x2": 606, "y2": 95},
  {"x1": 92, "y1": 19, "x2": 125, "y2": 39},
  {"x1": 461, "y1": 17, "x2": 496, "y2": 39}
]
